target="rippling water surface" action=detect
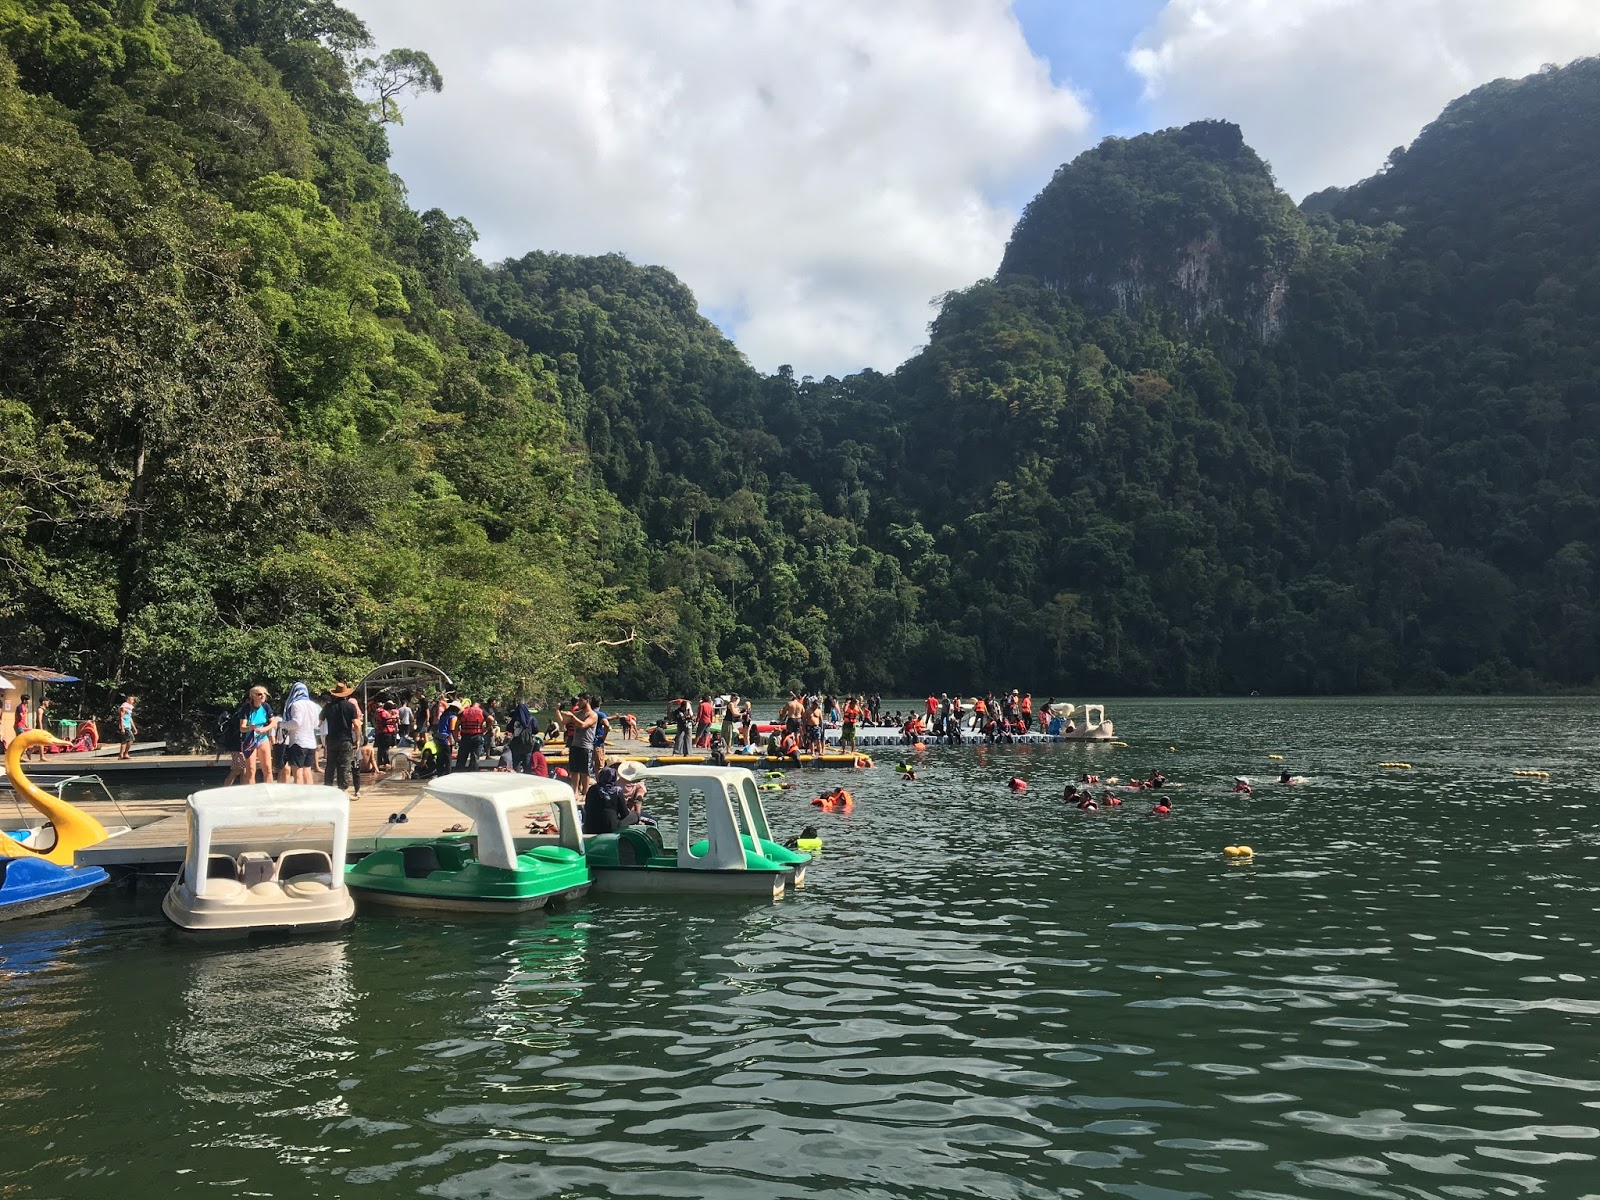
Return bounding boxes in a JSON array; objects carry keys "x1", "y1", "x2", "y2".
[{"x1": 5, "y1": 697, "x2": 1600, "y2": 1199}]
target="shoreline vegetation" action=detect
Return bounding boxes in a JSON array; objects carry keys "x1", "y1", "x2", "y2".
[{"x1": 2, "y1": 6, "x2": 1597, "y2": 732}]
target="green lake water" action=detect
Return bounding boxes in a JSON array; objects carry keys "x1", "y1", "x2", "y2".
[{"x1": 4, "y1": 696, "x2": 1600, "y2": 1199}]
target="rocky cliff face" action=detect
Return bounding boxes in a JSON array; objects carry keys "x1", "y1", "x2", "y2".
[{"x1": 1000, "y1": 121, "x2": 1304, "y2": 346}]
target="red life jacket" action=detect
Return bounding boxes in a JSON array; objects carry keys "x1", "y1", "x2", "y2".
[
  {"x1": 460, "y1": 705, "x2": 485, "y2": 735},
  {"x1": 375, "y1": 708, "x2": 399, "y2": 734}
]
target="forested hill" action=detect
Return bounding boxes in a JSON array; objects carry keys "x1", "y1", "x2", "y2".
[{"x1": 0, "y1": 3, "x2": 1596, "y2": 718}]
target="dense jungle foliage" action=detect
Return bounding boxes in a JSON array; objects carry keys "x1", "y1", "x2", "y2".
[{"x1": 0, "y1": 2, "x2": 1595, "y2": 724}]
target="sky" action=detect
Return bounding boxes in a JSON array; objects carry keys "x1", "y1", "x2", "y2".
[{"x1": 344, "y1": 0, "x2": 1600, "y2": 379}]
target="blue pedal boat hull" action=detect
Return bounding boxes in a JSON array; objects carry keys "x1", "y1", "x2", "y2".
[{"x1": 0, "y1": 858, "x2": 110, "y2": 921}]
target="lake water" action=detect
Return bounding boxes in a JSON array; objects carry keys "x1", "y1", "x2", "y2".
[{"x1": 4, "y1": 696, "x2": 1600, "y2": 1199}]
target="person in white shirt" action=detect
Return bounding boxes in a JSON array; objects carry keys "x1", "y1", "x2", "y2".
[{"x1": 281, "y1": 681, "x2": 323, "y2": 786}]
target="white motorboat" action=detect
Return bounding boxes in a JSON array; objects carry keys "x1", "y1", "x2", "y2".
[{"x1": 162, "y1": 783, "x2": 355, "y2": 935}]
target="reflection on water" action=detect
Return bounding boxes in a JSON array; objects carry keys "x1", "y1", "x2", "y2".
[
  {"x1": 4, "y1": 697, "x2": 1600, "y2": 1197},
  {"x1": 173, "y1": 937, "x2": 357, "y2": 1113}
]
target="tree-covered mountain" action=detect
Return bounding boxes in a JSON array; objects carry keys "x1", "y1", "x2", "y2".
[{"x1": 0, "y1": 1, "x2": 1596, "y2": 717}]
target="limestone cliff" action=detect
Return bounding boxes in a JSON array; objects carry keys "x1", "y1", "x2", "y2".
[{"x1": 999, "y1": 120, "x2": 1306, "y2": 347}]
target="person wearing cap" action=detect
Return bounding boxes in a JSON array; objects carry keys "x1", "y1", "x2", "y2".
[{"x1": 320, "y1": 682, "x2": 360, "y2": 795}]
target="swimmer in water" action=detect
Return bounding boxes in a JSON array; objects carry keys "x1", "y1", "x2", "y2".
[
  {"x1": 1104, "y1": 791, "x2": 1121, "y2": 808},
  {"x1": 1076, "y1": 793, "x2": 1098, "y2": 811},
  {"x1": 901, "y1": 769, "x2": 917, "y2": 780},
  {"x1": 1232, "y1": 777, "x2": 1252, "y2": 794},
  {"x1": 1278, "y1": 769, "x2": 1292, "y2": 785},
  {"x1": 1151, "y1": 800, "x2": 1172, "y2": 816},
  {"x1": 1062, "y1": 783, "x2": 1079, "y2": 804}
]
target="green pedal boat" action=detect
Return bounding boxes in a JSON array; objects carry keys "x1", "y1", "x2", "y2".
[
  {"x1": 584, "y1": 764, "x2": 814, "y2": 900},
  {"x1": 346, "y1": 774, "x2": 589, "y2": 913}
]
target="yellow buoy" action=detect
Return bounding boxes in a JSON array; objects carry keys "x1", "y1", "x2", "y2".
[
  {"x1": 1238, "y1": 845, "x2": 1253, "y2": 856},
  {"x1": 1378, "y1": 762, "x2": 1412, "y2": 769},
  {"x1": 1268, "y1": 754, "x2": 1283, "y2": 761},
  {"x1": 1168, "y1": 746, "x2": 1177, "y2": 752},
  {"x1": 1223, "y1": 845, "x2": 1240, "y2": 856},
  {"x1": 1511, "y1": 770, "x2": 1550, "y2": 779},
  {"x1": 1113, "y1": 741, "x2": 1129, "y2": 747}
]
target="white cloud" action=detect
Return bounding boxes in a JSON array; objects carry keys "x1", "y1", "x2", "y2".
[
  {"x1": 343, "y1": 0, "x2": 1090, "y2": 376},
  {"x1": 1129, "y1": 0, "x2": 1600, "y2": 199}
]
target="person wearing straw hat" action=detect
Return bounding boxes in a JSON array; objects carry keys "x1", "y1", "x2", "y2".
[{"x1": 321, "y1": 682, "x2": 360, "y2": 795}]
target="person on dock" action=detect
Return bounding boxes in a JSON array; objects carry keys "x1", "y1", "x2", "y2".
[
  {"x1": 117, "y1": 695, "x2": 137, "y2": 760},
  {"x1": 670, "y1": 698, "x2": 691, "y2": 756},
  {"x1": 434, "y1": 698, "x2": 459, "y2": 777},
  {"x1": 508, "y1": 699, "x2": 535, "y2": 773},
  {"x1": 11, "y1": 695, "x2": 28, "y2": 756},
  {"x1": 282, "y1": 682, "x2": 320, "y2": 785},
  {"x1": 227, "y1": 686, "x2": 277, "y2": 786},
  {"x1": 841, "y1": 696, "x2": 860, "y2": 752},
  {"x1": 804, "y1": 696, "x2": 823, "y2": 754},
  {"x1": 321, "y1": 683, "x2": 360, "y2": 795},
  {"x1": 71, "y1": 716, "x2": 99, "y2": 753},
  {"x1": 591, "y1": 698, "x2": 611, "y2": 773},
  {"x1": 397, "y1": 696, "x2": 414, "y2": 746},
  {"x1": 648, "y1": 719, "x2": 670, "y2": 749},
  {"x1": 456, "y1": 697, "x2": 486, "y2": 772},
  {"x1": 529, "y1": 735, "x2": 550, "y2": 779},
  {"x1": 21, "y1": 698, "x2": 52, "y2": 762},
  {"x1": 695, "y1": 694, "x2": 714, "y2": 748},
  {"x1": 780, "y1": 693, "x2": 802, "y2": 747},
  {"x1": 372, "y1": 699, "x2": 398, "y2": 769},
  {"x1": 565, "y1": 694, "x2": 598, "y2": 800},
  {"x1": 720, "y1": 693, "x2": 742, "y2": 747}
]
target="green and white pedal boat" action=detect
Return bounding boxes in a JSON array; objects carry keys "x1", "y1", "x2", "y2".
[
  {"x1": 346, "y1": 774, "x2": 589, "y2": 914},
  {"x1": 584, "y1": 764, "x2": 813, "y2": 900}
]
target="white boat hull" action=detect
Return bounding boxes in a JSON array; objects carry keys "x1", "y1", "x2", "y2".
[{"x1": 162, "y1": 887, "x2": 355, "y2": 935}]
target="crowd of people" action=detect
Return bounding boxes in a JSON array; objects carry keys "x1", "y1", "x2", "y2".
[
  {"x1": 630, "y1": 688, "x2": 1076, "y2": 756},
  {"x1": 211, "y1": 683, "x2": 563, "y2": 797}
]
